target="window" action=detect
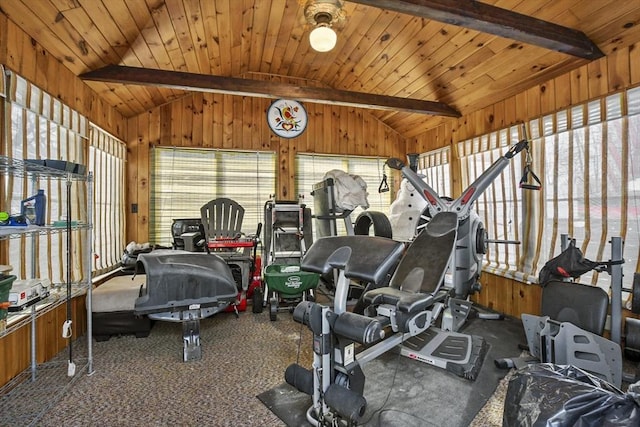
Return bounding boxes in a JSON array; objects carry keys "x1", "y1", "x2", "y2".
[
  {"x1": 458, "y1": 87, "x2": 640, "y2": 298},
  {"x1": 88, "y1": 125, "x2": 127, "y2": 275},
  {"x1": 150, "y1": 148, "x2": 276, "y2": 246},
  {"x1": 457, "y1": 126, "x2": 523, "y2": 280},
  {"x1": 416, "y1": 147, "x2": 451, "y2": 198},
  {"x1": 295, "y1": 154, "x2": 392, "y2": 238},
  {"x1": 4, "y1": 71, "x2": 88, "y2": 283},
  {"x1": 531, "y1": 94, "x2": 639, "y2": 296}
]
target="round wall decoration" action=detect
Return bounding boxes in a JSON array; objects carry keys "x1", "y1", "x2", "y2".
[{"x1": 267, "y1": 99, "x2": 308, "y2": 138}]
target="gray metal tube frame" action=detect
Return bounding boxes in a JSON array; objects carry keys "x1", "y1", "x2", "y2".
[{"x1": 610, "y1": 236, "x2": 624, "y2": 345}]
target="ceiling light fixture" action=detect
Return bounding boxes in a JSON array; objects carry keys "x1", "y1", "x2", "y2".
[{"x1": 304, "y1": 0, "x2": 345, "y2": 53}]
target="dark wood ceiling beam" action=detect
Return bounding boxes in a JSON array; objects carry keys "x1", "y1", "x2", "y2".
[
  {"x1": 80, "y1": 65, "x2": 461, "y2": 117},
  {"x1": 349, "y1": 0, "x2": 604, "y2": 60}
]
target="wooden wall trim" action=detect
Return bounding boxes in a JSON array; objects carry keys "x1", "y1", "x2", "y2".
[
  {"x1": 0, "y1": 13, "x2": 7, "y2": 65},
  {"x1": 471, "y1": 271, "x2": 542, "y2": 318},
  {"x1": 0, "y1": 297, "x2": 87, "y2": 388}
]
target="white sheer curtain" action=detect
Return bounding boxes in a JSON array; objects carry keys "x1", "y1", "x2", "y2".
[
  {"x1": 4, "y1": 70, "x2": 89, "y2": 283},
  {"x1": 417, "y1": 147, "x2": 451, "y2": 197},
  {"x1": 88, "y1": 125, "x2": 126, "y2": 275},
  {"x1": 457, "y1": 87, "x2": 640, "y2": 299}
]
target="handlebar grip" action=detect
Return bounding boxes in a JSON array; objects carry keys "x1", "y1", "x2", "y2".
[{"x1": 519, "y1": 183, "x2": 541, "y2": 190}]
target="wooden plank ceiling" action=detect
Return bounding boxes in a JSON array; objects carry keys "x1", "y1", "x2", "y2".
[{"x1": 1, "y1": 0, "x2": 639, "y2": 138}]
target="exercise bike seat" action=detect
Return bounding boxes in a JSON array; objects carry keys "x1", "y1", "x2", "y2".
[
  {"x1": 363, "y1": 212, "x2": 458, "y2": 314},
  {"x1": 301, "y1": 235, "x2": 405, "y2": 285}
]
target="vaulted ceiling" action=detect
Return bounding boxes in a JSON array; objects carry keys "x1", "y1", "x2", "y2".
[{"x1": 1, "y1": 0, "x2": 639, "y2": 138}]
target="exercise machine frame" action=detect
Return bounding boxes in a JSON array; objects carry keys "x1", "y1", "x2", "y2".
[
  {"x1": 286, "y1": 213, "x2": 487, "y2": 426},
  {"x1": 496, "y1": 234, "x2": 626, "y2": 387},
  {"x1": 385, "y1": 139, "x2": 530, "y2": 331}
]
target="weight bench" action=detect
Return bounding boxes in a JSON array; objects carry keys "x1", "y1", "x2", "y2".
[
  {"x1": 134, "y1": 250, "x2": 238, "y2": 361},
  {"x1": 285, "y1": 212, "x2": 488, "y2": 425}
]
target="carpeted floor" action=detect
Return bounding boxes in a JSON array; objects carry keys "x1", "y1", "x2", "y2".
[{"x1": 0, "y1": 306, "x2": 521, "y2": 427}]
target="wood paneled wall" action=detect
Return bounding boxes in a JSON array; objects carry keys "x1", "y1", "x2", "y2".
[
  {"x1": 409, "y1": 43, "x2": 640, "y2": 320},
  {"x1": 0, "y1": 15, "x2": 126, "y2": 387},
  {"x1": 0, "y1": 299, "x2": 87, "y2": 386},
  {"x1": 125, "y1": 92, "x2": 407, "y2": 243},
  {"x1": 413, "y1": 44, "x2": 640, "y2": 151},
  {"x1": 0, "y1": 15, "x2": 127, "y2": 140}
]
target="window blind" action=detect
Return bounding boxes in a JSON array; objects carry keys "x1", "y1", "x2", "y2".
[
  {"x1": 417, "y1": 147, "x2": 451, "y2": 197},
  {"x1": 457, "y1": 126, "x2": 523, "y2": 280},
  {"x1": 4, "y1": 70, "x2": 89, "y2": 283},
  {"x1": 89, "y1": 124, "x2": 126, "y2": 275},
  {"x1": 150, "y1": 147, "x2": 276, "y2": 246}
]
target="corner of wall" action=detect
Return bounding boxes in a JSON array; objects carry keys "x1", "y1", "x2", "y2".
[{"x1": 0, "y1": 12, "x2": 7, "y2": 65}]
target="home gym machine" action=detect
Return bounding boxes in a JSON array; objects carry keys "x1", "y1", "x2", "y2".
[
  {"x1": 286, "y1": 212, "x2": 463, "y2": 426},
  {"x1": 284, "y1": 139, "x2": 535, "y2": 425},
  {"x1": 385, "y1": 138, "x2": 532, "y2": 333},
  {"x1": 311, "y1": 172, "x2": 392, "y2": 240}
]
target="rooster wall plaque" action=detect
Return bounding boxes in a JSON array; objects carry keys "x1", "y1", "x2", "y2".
[{"x1": 267, "y1": 99, "x2": 308, "y2": 138}]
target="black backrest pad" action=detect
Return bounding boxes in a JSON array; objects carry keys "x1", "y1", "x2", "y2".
[
  {"x1": 541, "y1": 281, "x2": 609, "y2": 335},
  {"x1": 301, "y1": 235, "x2": 405, "y2": 284},
  {"x1": 389, "y1": 211, "x2": 458, "y2": 294}
]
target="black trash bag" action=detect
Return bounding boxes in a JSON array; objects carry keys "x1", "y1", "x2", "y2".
[
  {"x1": 538, "y1": 240, "x2": 598, "y2": 286},
  {"x1": 503, "y1": 363, "x2": 640, "y2": 427}
]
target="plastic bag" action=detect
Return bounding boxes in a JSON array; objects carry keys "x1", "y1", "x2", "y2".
[{"x1": 503, "y1": 363, "x2": 640, "y2": 427}]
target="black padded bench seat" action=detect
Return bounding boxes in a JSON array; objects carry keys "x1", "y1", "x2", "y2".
[
  {"x1": 92, "y1": 274, "x2": 153, "y2": 342},
  {"x1": 363, "y1": 212, "x2": 458, "y2": 314},
  {"x1": 134, "y1": 250, "x2": 238, "y2": 316},
  {"x1": 301, "y1": 235, "x2": 405, "y2": 285}
]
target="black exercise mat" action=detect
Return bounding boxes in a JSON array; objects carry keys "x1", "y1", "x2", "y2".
[
  {"x1": 257, "y1": 382, "x2": 312, "y2": 426},
  {"x1": 258, "y1": 315, "x2": 525, "y2": 427}
]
